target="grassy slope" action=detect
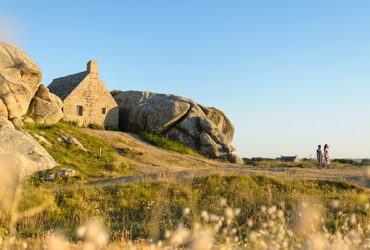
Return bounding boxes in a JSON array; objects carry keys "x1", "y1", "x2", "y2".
[
  {"x1": 12, "y1": 121, "x2": 368, "y2": 244},
  {"x1": 17, "y1": 174, "x2": 368, "y2": 240},
  {"x1": 244, "y1": 159, "x2": 362, "y2": 168},
  {"x1": 23, "y1": 121, "x2": 135, "y2": 182}
]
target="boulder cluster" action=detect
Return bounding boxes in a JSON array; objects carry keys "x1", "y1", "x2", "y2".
[
  {"x1": 0, "y1": 42, "x2": 63, "y2": 128},
  {"x1": 114, "y1": 91, "x2": 243, "y2": 163},
  {"x1": 0, "y1": 41, "x2": 243, "y2": 178},
  {"x1": 0, "y1": 42, "x2": 59, "y2": 176},
  {"x1": 29, "y1": 84, "x2": 63, "y2": 124}
]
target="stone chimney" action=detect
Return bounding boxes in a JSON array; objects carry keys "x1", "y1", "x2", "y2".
[{"x1": 87, "y1": 60, "x2": 98, "y2": 74}]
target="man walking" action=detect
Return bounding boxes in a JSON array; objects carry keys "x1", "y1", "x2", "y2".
[{"x1": 316, "y1": 145, "x2": 323, "y2": 169}]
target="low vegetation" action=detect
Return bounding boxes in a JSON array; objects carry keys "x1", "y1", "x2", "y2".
[
  {"x1": 8, "y1": 121, "x2": 367, "y2": 249},
  {"x1": 22, "y1": 121, "x2": 134, "y2": 182},
  {"x1": 333, "y1": 158, "x2": 369, "y2": 166},
  {"x1": 124, "y1": 124, "x2": 203, "y2": 158},
  {"x1": 244, "y1": 159, "x2": 365, "y2": 168},
  {"x1": 0, "y1": 174, "x2": 368, "y2": 249}
]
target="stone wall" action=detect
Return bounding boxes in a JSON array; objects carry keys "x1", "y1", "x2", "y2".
[{"x1": 63, "y1": 73, "x2": 118, "y2": 128}]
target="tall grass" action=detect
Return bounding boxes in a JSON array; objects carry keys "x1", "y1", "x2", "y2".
[{"x1": 11, "y1": 175, "x2": 369, "y2": 240}]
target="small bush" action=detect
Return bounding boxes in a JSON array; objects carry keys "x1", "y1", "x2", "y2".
[
  {"x1": 124, "y1": 123, "x2": 203, "y2": 158},
  {"x1": 88, "y1": 123, "x2": 104, "y2": 130},
  {"x1": 332, "y1": 158, "x2": 358, "y2": 165}
]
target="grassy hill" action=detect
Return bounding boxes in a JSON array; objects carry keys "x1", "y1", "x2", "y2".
[{"x1": 0, "y1": 121, "x2": 367, "y2": 249}]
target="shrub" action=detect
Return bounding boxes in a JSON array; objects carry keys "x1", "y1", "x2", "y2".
[
  {"x1": 124, "y1": 123, "x2": 203, "y2": 158},
  {"x1": 333, "y1": 158, "x2": 358, "y2": 165},
  {"x1": 88, "y1": 123, "x2": 104, "y2": 130}
]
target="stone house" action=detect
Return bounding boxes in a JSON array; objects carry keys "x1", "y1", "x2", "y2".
[
  {"x1": 279, "y1": 155, "x2": 300, "y2": 162},
  {"x1": 48, "y1": 61, "x2": 118, "y2": 129}
]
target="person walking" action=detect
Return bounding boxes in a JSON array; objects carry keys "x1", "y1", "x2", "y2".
[
  {"x1": 316, "y1": 145, "x2": 323, "y2": 169},
  {"x1": 323, "y1": 144, "x2": 331, "y2": 169}
]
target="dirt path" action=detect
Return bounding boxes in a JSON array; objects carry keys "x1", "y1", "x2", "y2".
[
  {"x1": 85, "y1": 166, "x2": 368, "y2": 188},
  {"x1": 81, "y1": 129, "x2": 369, "y2": 188}
]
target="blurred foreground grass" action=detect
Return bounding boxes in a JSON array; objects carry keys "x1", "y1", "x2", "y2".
[{"x1": 2, "y1": 174, "x2": 366, "y2": 248}]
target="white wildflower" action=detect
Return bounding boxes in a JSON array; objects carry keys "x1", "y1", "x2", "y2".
[
  {"x1": 209, "y1": 214, "x2": 220, "y2": 222},
  {"x1": 79, "y1": 219, "x2": 109, "y2": 248},
  {"x1": 76, "y1": 225, "x2": 86, "y2": 238},
  {"x1": 249, "y1": 232, "x2": 258, "y2": 242},
  {"x1": 261, "y1": 206, "x2": 267, "y2": 213},
  {"x1": 277, "y1": 210, "x2": 284, "y2": 218},
  {"x1": 219, "y1": 198, "x2": 227, "y2": 207},
  {"x1": 267, "y1": 205, "x2": 277, "y2": 215},
  {"x1": 182, "y1": 207, "x2": 190, "y2": 217},
  {"x1": 225, "y1": 207, "x2": 234, "y2": 219},
  {"x1": 191, "y1": 230, "x2": 213, "y2": 250},
  {"x1": 307, "y1": 233, "x2": 327, "y2": 250},
  {"x1": 169, "y1": 225, "x2": 190, "y2": 247},
  {"x1": 164, "y1": 230, "x2": 171, "y2": 239},
  {"x1": 234, "y1": 208, "x2": 241, "y2": 216},
  {"x1": 247, "y1": 219, "x2": 253, "y2": 227},
  {"x1": 331, "y1": 200, "x2": 340, "y2": 209},
  {"x1": 201, "y1": 210, "x2": 209, "y2": 222},
  {"x1": 349, "y1": 214, "x2": 356, "y2": 225},
  {"x1": 46, "y1": 234, "x2": 69, "y2": 250}
]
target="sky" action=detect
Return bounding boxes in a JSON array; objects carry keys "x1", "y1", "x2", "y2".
[{"x1": 1, "y1": 0, "x2": 369, "y2": 159}]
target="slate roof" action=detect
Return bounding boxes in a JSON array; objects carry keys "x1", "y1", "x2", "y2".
[
  {"x1": 48, "y1": 71, "x2": 89, "y2": 101},
  {"x1": 280, "y1": 156, "x2": 299, "y2": 162}
]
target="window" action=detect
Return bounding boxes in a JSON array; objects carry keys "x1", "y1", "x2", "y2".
[
  {"x1": 76, "y1": 106, "x2": 83, "y2": 116},
  {"x1": 102, "y1": 107, "x2": 106, "y2": 114}
]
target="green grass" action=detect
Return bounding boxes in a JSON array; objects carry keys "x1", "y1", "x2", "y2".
[
  {"x1": 332, "y1": 158, "x2": 369, "y2": 166},
  {"x1": 87, "y1": 123, "x2": 104, "y2": 130},
  {"x1": 244, "y1": 159, "x2": 360, "y2": 168},
  {"x1": 22, "y1": 121, "x2": 132, "y2": 182},
  {"x1": 124, "y1": 124, "x2": 203, "y2": 158},
  {"x1": 13, "y1": 174, "x2": 368, "y2": 241},
  {"x1": 244, "y1": 160, "x2": 318, "y2": 168},
  {"x1": 139, "y1": 131, "x2": 202, "y2": 157}
]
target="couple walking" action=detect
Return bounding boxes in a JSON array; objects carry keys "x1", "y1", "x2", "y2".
[{"x1": 316, "y1": 144, "x2": 331, "y2": 169}]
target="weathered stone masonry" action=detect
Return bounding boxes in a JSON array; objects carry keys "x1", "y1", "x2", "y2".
[{"x1": 48, "y1": 61, "x2": 119, "y2": 128}]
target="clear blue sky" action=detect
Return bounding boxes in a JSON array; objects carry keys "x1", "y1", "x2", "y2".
[{"x1": 1, "y1": 0, "x2": 370, "y2": 158}]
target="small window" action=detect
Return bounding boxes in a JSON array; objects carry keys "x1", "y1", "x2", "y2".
[
  {"x1": 102, "y1": 107, "x2": 106, "y2": 114},
  {"x1": 76, "y1": 106, "x2": 83, "y2": 116}
]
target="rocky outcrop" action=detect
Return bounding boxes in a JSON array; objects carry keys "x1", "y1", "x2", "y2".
[
  {"x1": 0, "y1": 127, "x2": 58, "y2": 176},
  {"x1": 0, "y1": 42, "x2": 42, "y2": 126},
  {"x1": 114, "y1": 91, "x2": 241, "y2": 163},
  {"x1": 33, "y1": 133, "x2": 52, "y2": 147},
  {"x1": 0, "y1": 116, "x2": 14, "y2": 129},
  {"x1": 45, "y1": 168, "x2": 78, "y2": 181},
  {"x1": 58, "y1": 135, "x2": 87, "y2": 151},
  {"x1": 29, "y1": 84, "x2": 63, "y2": 124}
]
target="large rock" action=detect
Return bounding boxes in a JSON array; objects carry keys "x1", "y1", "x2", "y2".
[
  {"x1": 0, "y1": 42, "x2": 42, "y2": 124},
  {"x1": 114, "y1": 91, "x2": 242, "y2": 163},
  {"x1": 58, "y1": 135, "x2": 87, "y2": 151},
  {"x1": 29, "y1": 84, "x2": 63, "y2": 124},
  {"x1": 0, "y1": 116, "x2": 14, "y2": 129},
  {"x1": 0, "y1": 127, "x2": 58, "y2": 176}
]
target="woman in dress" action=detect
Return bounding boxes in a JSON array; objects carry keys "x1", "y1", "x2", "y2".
[{"x1": 323, "y1": 144, "x2": 331, "y2": 169}]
